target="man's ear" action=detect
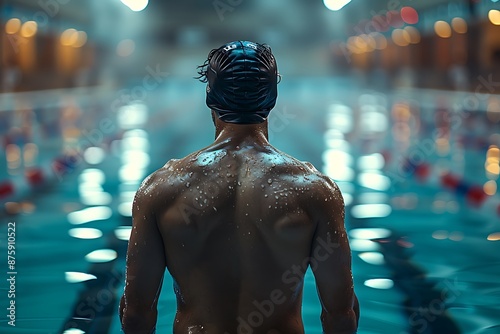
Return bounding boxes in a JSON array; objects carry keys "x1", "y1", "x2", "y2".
[{"x1": 211, "y1": 110, "x2": 216, "y2": 126}]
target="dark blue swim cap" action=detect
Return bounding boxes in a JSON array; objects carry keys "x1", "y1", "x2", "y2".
[{"x1": 204, "y1": 41, "x2": 279, "y2": 124}]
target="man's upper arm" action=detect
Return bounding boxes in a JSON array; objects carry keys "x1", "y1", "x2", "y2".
[
  {"x1": 310, "y1": 178, "x2": 358, "y2": 332},
  {"x1": 121, "y1": 173, "x2": 167, "y2": 331}
]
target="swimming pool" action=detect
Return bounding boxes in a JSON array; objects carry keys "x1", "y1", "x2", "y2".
[{"x1": 1, "y1": 78, "x2": 499, "y2": 333}]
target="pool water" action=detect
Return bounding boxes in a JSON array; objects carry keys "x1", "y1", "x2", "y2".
[{"x1": 0, "y1": 78, "x2": 499, "y2": 334}]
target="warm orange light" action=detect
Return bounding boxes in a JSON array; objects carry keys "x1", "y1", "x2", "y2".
[
  {"x1": 61, "y1": 28, "x2": 77, "y2": 46},
  {"x1": 392, "y1": 29, "x2": 410, "y2": 46},
  {"x1": 484, "y1": 180, "x2": 497, "y2": 196},
  {"x1": 451, "y1": 17, "x2": 467, "y2": 34},
  {"x1": 486, "y1": 163, "x2": 500, "y2": 175},
  {"x1": 370, "y1": 32, "x2": 387, "y2": 50},
  {"x1": 20, "y1": 21, "x2": 37, "y2": 38},
  {"x1": 487, "y1": 146, "x2": 500, "y2": 160},
  {"x1": 435, "y1": 21, "x2": 452, "y2": 38},
  {"x1": 488, "y1": 232, "x2": 500, "y2": 241},
  {"x1": 489, "y1": 9, "x2": 500, "y2": 26},
  {"x1": 404, "y1": 26, "x2": 421, "y2": 44},
  {"x1": 5, "y1": 18, "x2": 21, "y2": 34},
  {"x1": 362, "y1": 34, "x2": 376, "y2": 51}
]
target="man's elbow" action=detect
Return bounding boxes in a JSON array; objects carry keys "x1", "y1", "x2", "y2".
[
  {"x1": 120, "y1": 306, "x2": 157, "y2": 334},
  {"x1": 321, "y1": 308, "x2": 358, "y2": 334}
]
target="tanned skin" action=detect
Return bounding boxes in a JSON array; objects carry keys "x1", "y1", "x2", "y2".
[{"x1": 119, "y1": 111, "x2": 359, "y2": 334}]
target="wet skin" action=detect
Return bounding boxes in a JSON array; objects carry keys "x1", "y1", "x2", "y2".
[{"x1": 120, "y1": 115, "x2": 359, "y2": 334}]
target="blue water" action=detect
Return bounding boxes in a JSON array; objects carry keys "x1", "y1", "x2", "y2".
[{"x1": 0, "y1": 78, "x2": 499, "y2": 333}]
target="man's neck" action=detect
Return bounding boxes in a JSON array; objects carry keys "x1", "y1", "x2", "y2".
[{"x1": 213, "y1": 118, "x2": 270, "y2": 148}]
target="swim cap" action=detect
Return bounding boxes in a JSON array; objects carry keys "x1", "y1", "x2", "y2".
[{"x1": 202, "y1": 41, "x2": 279, "y2": 124}]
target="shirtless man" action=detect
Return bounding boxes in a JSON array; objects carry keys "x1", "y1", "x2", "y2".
[{"x1": 119, "y1": 41, "x2": 359, "y2": 334}]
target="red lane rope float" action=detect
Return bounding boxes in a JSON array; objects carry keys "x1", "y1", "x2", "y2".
[
  {"x1": 383, "y1": 154, "x2": 499, "y2": 216},
  {"x1": 0, "y1": 181, "x2": 15, "y2": 199},
  {"x1": 0, "y1": 152, "x2": 81, "y2": 203}
]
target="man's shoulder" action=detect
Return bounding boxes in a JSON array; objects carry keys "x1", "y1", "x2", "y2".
[{"x1": 135, "y1": 158, "x2": 187, "y2": 200}]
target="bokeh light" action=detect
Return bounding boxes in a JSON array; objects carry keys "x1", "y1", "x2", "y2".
[
  {"x1": 451, "y1": 17, "x2": 468, "y2": 34},
  {"x1": 404, "y1": 26, "x2": 421, "y2": 44},
  {"x1": 434, "y1": 20, "x2": 452, "y2": 38},
  {"x1": 61, "y1": 28, "x2": 78, "y2": 46},
  {"x1": 5, "y1": 18, "x2": 21, "y2": 34},
  {"x1": 20, "y1": 21, "x2": 37, "y2": 38},
  {"x1": 401, "y1": 7, "x2": 419, "y2": 24},
  {"x1": 323, "y1": 0, "x2": 352, "y2": 11},
  {"x1": 117, "y1": 39, "x2": 136, "y2": 57},
  {"x1": 121, "y1": 0, "x2": 149, "y2": 12},
  {"x1": 489, "y1": 9, "x2": 500, "y2": 25},
  {"x1": 392, "y1": 28, "x2": 411, "y2": 46}
]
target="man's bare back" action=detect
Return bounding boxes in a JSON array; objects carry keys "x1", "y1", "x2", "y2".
[
  {"x1": 120, "y1": 136, "x2": 358, "y2": 333},
  {"x1": 120, "y1": 41, "x2": 358, "y2": 334}
]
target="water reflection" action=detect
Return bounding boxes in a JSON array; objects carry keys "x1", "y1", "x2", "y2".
[
  {"x1": 65, "y1": 272, "x2": 97, "y2": 283},
  {"x1": 67, "y1": 206, "x2": 112, "y2": 225},
  {"x1": 364, "y1": 278, "x2": 394, "y2": 289},
  {"x1": 68, "y1": 228, "x2": 103, "y2": 240},
  {"x1": 84, "y1": 249, "x2": 118, "y2": 263}
]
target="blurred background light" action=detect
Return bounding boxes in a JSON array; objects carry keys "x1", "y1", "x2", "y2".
[
  {"x1": 451, "y1": 17, "x2": 468, "y2": 34},
  {"x1": 434, "y1": 20, "x2": 452, "y2": 38},
  {"x1": 117, "y1": 39, "x2": 136, "y2": 57},
  {"x1": 121, "y1": 0, "x2": 149, "y2": 12},
  {"x1": 400, "y1": 6, "x2": 418, "y2": 25},
  {"x1": 61, "y1": 29, "x2": 78, "y2": 46},
  {"x1": 489, "y1": 9, "x2": 500, "y2": 26},
  {"x1": 20, "y1": 21, "x2": 37, "y2": 38},
  {"x1": 324, "y1": 0, "x2": 351, "y2": 11},
  {"x1": 5, "y1": 18, "x2": 21, "y2": 34}
]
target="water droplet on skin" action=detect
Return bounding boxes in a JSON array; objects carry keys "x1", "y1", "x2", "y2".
[
  {"x1": 267, "y1": 179, "x2": 273, "y2": 184},
  {"x1": 325, "y1": 198, "x2": 328, "y2": 201},
  {"x1": 188, "y1": 172, "x2": 193, "y2": 177},
  {"x1": 213, "y1": 207, "x2": 217, "y2": 212},
  {"x1": 275, "y1": 195, "x2": 279, "y2": 199},
  {"x1": 264, "y1": 194, "x2": 268, "y2": 197},
  {"x1": 261, "y1": 184, "x2": 265, "y2": 188},
  {"x1": 238, "y1": 181, "x2": 241, "y2": 186},
  {"x1": 186, "y1": 182, "x2": 190, "y2": 188}
]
